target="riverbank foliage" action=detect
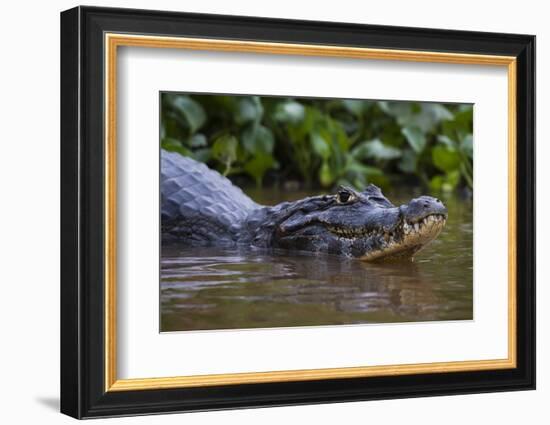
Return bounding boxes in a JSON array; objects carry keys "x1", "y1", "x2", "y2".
[{"x1": 161, "y1": 93, "x2": 473, "y2": 193}]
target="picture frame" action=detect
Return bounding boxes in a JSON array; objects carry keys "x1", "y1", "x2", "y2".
[{"x1": 60, "y1": 5, "x2": 535, "y2": 419}]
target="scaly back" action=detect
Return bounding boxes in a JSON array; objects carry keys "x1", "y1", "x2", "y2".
[{"x1": 161, "y1": 150, "x2": 259, "y2": 243}]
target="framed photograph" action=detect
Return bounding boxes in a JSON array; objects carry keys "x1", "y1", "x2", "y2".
[{"x1": 60, "y1": 6, "x2": 535, "y2": 419}]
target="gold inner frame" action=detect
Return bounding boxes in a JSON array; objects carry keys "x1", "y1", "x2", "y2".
[{"x1": 104, "y1": 33, "x2": 517, "y2": 392}]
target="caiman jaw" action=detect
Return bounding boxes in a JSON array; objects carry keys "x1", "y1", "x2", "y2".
[
  {"x1": 363, "y1": 213, "x2": 446, "y2": 261},
  {"x1": 326, "y1": 213, "x2": 447, "y2": 262}
]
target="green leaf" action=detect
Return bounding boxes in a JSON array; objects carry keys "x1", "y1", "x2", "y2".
[
  {"x1": 346, "y1": 160, "x2": 383, "y2": 177},
  {"x1": 241, "y1": 124, "x2": 275, "y2": 155},
  {"x1": 432, "y1": 145, "x2": 461, "y2": 172},
  {"x1": 437, "y1": 135, "x2": 457, "y2": 149},
  {"x1": 460, "y1": 162, "x2": 473, "y2": 189},
  {"x1": 289, "y1": 106, "x2": 321, "y2": 141},
  {"x1": 446, "y1": 169, "x2": 461, "y2": 187},
  {"x1": 235, "y1": 96, "x2": 263, "y2": 125},
  {"x1": 460, "y1": 134, "x2": 474, "y2": 159},
  {"x1": 319, "y1": 160, "x2": 334, "y2": 187},
  {"x1": 430, "y1": 170, "x2": 461, "y2": 192},
  {"x1": 188, "y1": 133, "x2": 207, "y2": 148},
  {"x1": 384, "y1": 102, "x2": 451, "y2": 133},
  {"x1": 398, "y1": 149, "x2": 417, "y2": 173},
  {"x1": 402, "y1": 126, "x2": 427, "y2": 153},
  {"x1": 255, "y1": 126, "x2": 275, "y2": 154},
  {"x1": 352, "y1": 139, "x2": 402, "y2": 161},
  {"x1": 429, "y1": 104, "x2": 454, "y2": 122},
  {"x1": 441, "y1": 106, "x2": 473, "y2": 141},
  {"x1": 330, "y1": 119, "x2": 351, "y2": 151},
  {"x1": 243, "y1": 153, "x2": 276, "y2": 187},
  {"x1": 378, "y1": 101, "x2": 412, "y2": 120},
  {"x1": 171, "y1": 96, "x2": 206, "y2": 133},
  {"x1": 161, "y1": 137, "x2": 192, "y2": 156},
  {"x1": 192, "y1": 148, "x2": 211, "y2": 163},
  {"x1": 273, "y1": 101, "x2": 305, "y2": 124},
  {"x1": 341, "y1": 100, "x2": 372, "y2": 116},
  {"x1": 411, "y1": 103, "x2": 422, "y2": 114},
  {"x1": 211, "y1": 135, "x2": 238, "y2": 175},
  {"x1": 430, "y1": 175, "x2": 445, "y2": 192},
  {"x1": 311, "y1": 132, "x2": 331, "y2": 159},
  {"x1": 454, "y1": 105, "x2": 474, "y2": 128}
]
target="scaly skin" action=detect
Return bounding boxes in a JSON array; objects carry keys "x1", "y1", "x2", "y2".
[{"x1": 161, "y1": 150, "x2": 447, "y2": 261}]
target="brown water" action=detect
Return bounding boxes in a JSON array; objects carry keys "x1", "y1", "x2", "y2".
[{"x1": 160, "y1": 189, "x2": 473, "y2": 332}]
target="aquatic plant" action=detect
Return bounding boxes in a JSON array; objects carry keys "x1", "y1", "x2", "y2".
[{"x1": 161, "y1": 93, "x2": 473, "y2": 192}]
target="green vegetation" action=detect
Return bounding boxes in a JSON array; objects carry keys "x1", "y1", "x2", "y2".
[{"x1": 161, "y1": 93, "x2": 473, "y2": 193}]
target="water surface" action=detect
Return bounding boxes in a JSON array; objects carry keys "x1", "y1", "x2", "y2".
[{"x1": 161, "y1": 189, "x2": 472, "y2": 332}]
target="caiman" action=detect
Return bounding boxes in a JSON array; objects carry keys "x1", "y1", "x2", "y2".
[{"x1": 161, "y1": 150, "x2": 447, "y2": 261}]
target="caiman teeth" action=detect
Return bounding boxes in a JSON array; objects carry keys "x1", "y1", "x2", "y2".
[
  {"x1": 328, "y1": 225, "x2": 396, "y2": 241},
  {"x1": 327, "y1": 217, "x2": 448, "y2": 241},
  {"x1": 328, "y1": 217, "x2": 447, "y2": 249},
  {"x1": 403, "y1": 214, "x2": 447, "y2": 235}
]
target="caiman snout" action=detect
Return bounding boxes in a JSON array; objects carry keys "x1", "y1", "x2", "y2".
[{"x1": 401, "y1": 196, "x2": 448, "y2": 224}]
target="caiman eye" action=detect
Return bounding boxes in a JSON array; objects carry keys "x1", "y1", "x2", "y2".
[{"x1": 336, "y1": 190, "x2": 354, "y2": 204}]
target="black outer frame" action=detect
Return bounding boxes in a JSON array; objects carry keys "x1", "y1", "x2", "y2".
[{"x1": 60, "y1": 5, "x2": 535, "y2": 419}]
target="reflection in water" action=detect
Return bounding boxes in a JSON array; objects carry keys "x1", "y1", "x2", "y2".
[{"x1": 161, "y1": 191, "x2": 473, "y2": 332}]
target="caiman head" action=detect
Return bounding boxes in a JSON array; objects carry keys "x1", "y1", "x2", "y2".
[{"x1": 273, "y1": 185, "x2": 447, "y2": 261}]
